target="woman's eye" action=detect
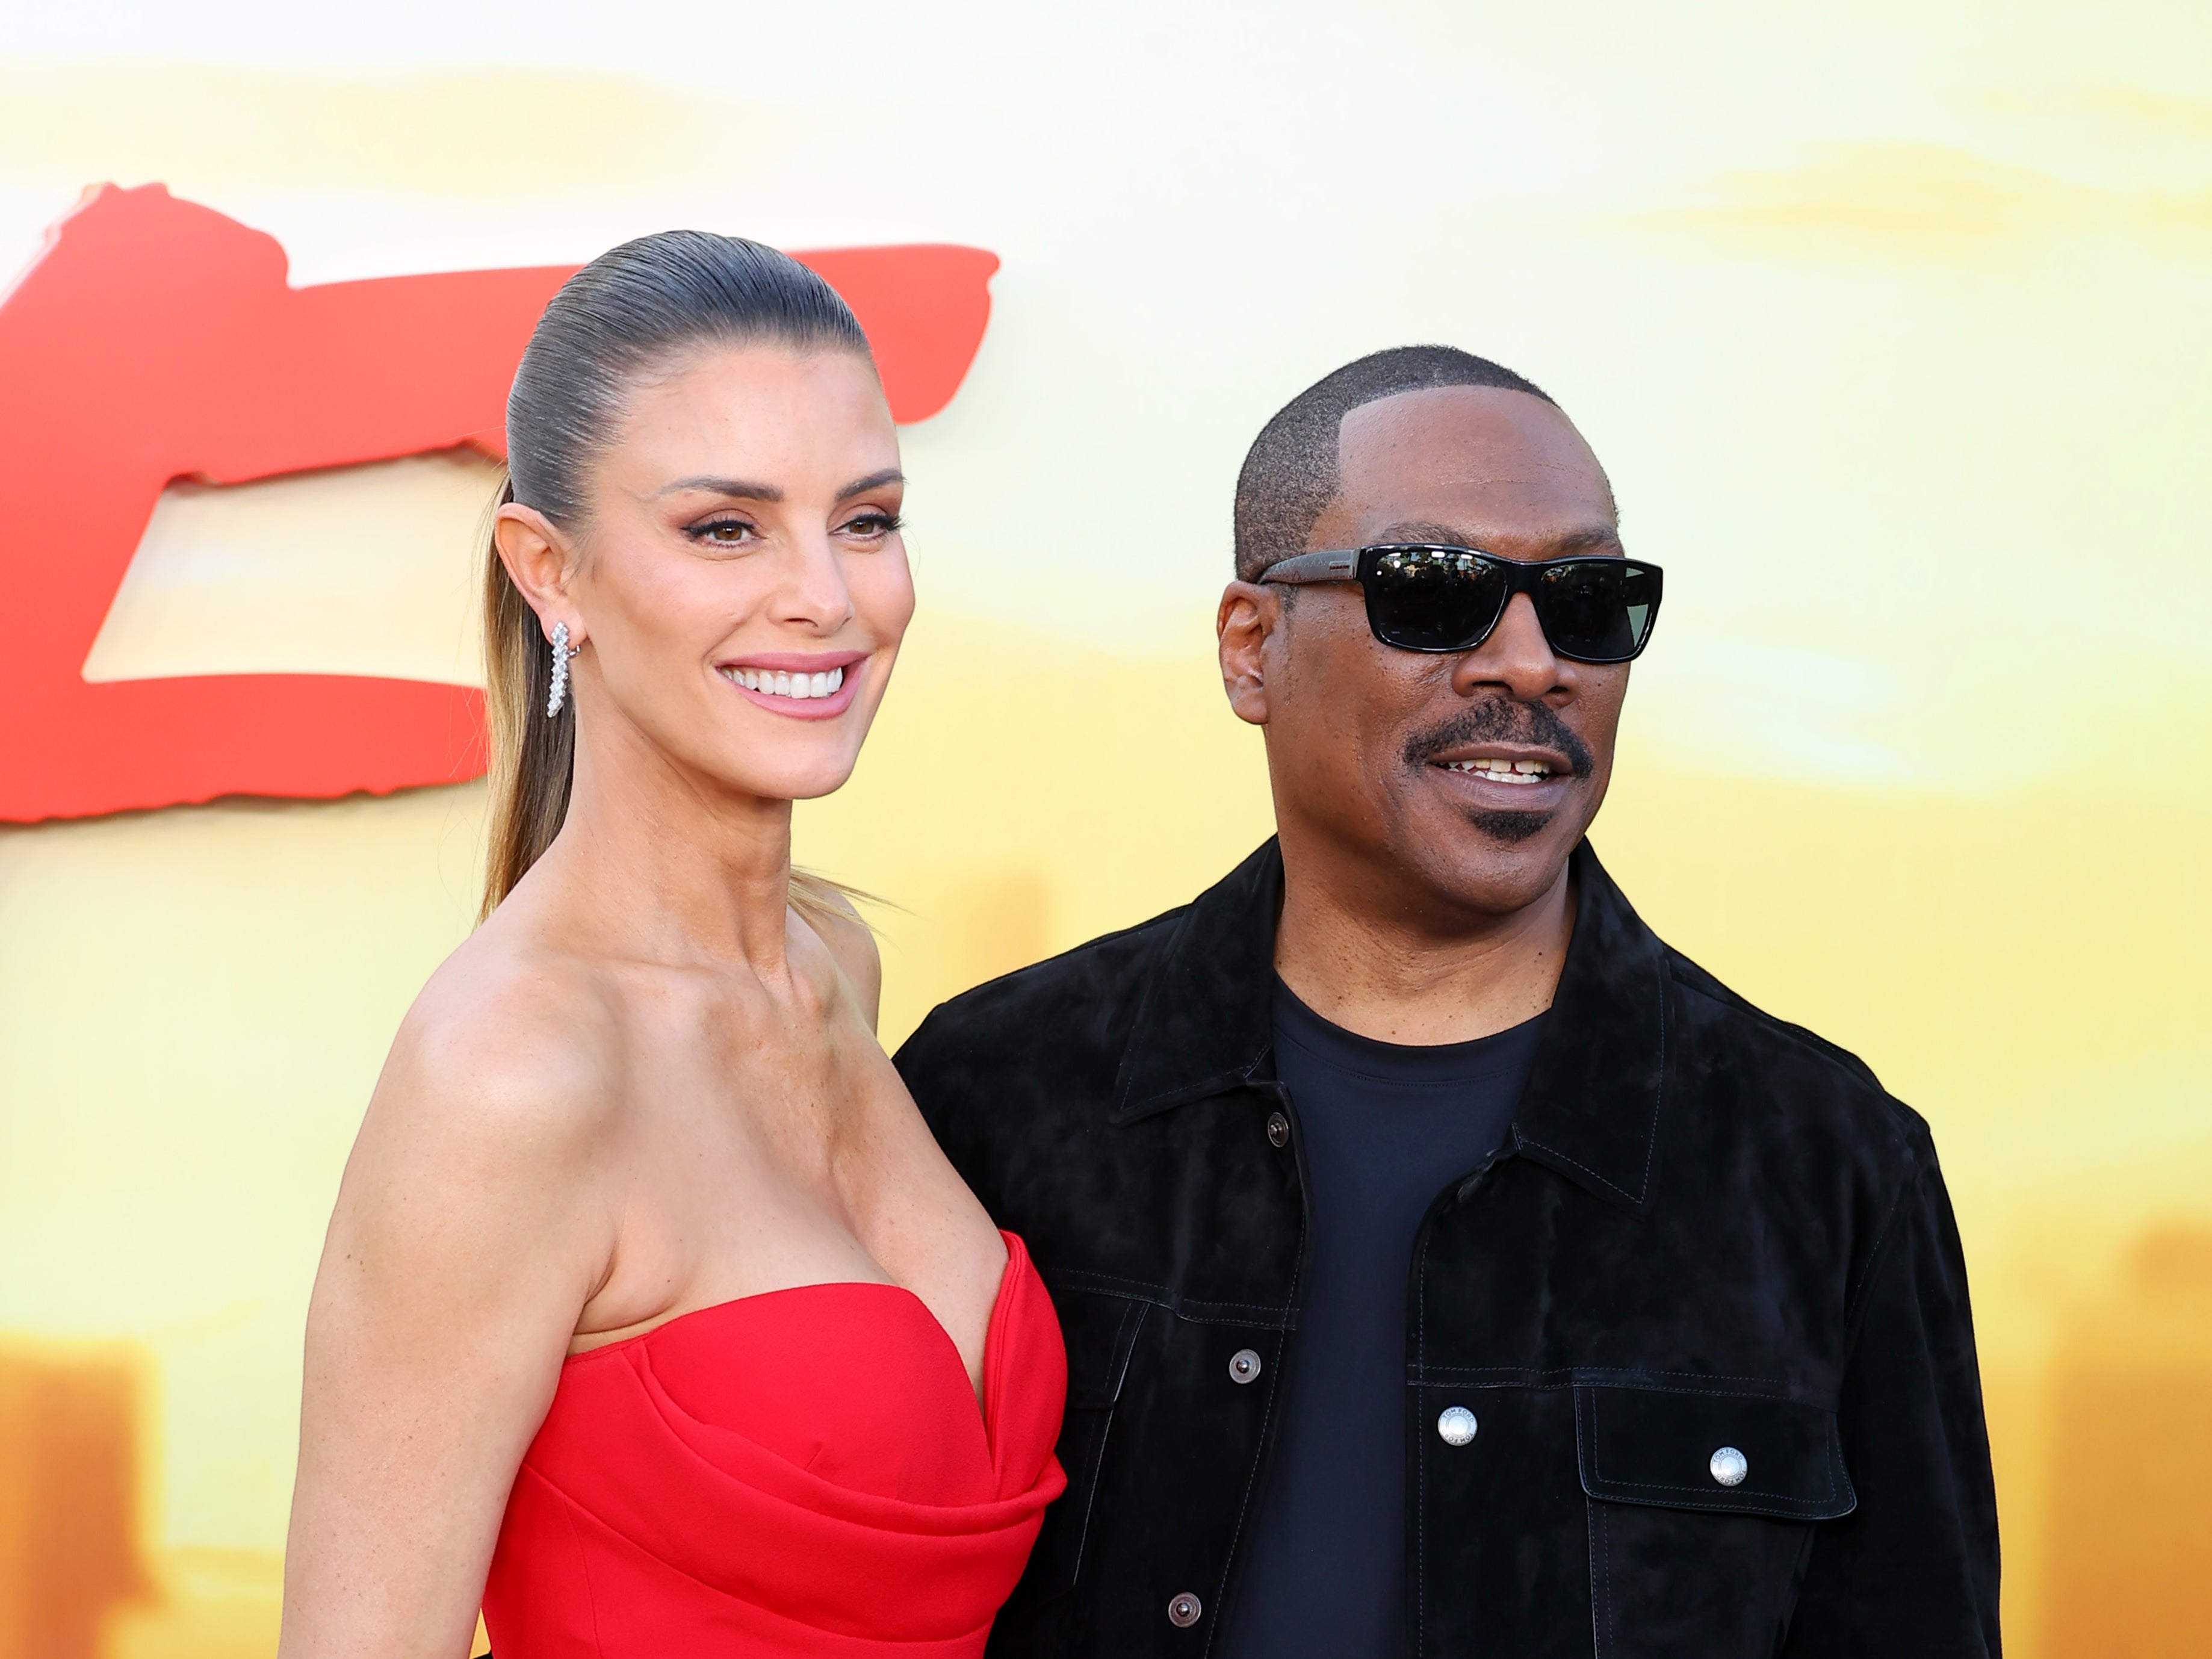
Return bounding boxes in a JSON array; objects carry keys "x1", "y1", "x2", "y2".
[
  {"x1": 842, "y1": 512, "x2": 902, "y2": 538},
  {"x1": 690, "y1": 518, "x2": 756, "y2": 545}
]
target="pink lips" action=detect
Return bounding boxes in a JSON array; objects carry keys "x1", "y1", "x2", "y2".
[{"x1": 717, "y1": 652, "x2": 867, "y2": 722}]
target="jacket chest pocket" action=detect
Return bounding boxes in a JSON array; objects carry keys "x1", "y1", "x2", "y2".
[
  {"x1": 1006, "y1": 1287, "x2": 1147, "y2": 1607},
  {"x1": 1576, "y1": 1385, "x2": 1854, "y2": 1658}
]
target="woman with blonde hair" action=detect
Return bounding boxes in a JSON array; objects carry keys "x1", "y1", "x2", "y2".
[{"x1": 280, "y1": 232, "x2": 1065, "y2": 1658}]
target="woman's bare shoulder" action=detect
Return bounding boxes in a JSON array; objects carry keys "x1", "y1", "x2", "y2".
[
  {"x1": 309, "y1": 920, "x2": 633, "y2": 1377},
  {"x1": 356, "y1": 922, "x2": 627, "y2": 1195}
]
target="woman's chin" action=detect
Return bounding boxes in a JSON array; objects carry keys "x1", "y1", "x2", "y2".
[{"x1": 710, "y1": 748, "x2": 864, "y2": 805}]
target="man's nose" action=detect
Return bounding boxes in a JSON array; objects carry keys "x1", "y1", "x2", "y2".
[{"x1": 1451, "y1": 592, "x2": 1567, "y2": 702}]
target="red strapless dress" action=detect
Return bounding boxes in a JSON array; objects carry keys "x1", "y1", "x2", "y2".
[{"x1": 482, "y1": 1232, "x2": 1066, "y2": 1657}]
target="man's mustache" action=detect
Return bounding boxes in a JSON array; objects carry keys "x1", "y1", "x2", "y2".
[{"x1": 1401, "y1": 697, "x2": 1594, "y2": 778}]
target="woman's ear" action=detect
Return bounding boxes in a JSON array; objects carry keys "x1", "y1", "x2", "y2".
[{"x1": 493, "y1": 502, "x2": 585, "y2": 645}]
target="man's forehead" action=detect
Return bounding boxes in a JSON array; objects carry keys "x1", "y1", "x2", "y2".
[{"x1": 1325, "y1": 385, "x2": 1613, "y2": 545}]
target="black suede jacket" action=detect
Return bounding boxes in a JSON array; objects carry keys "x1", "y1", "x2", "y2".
[{"x1": 896, "y1": 840, "x2": 2000, "y2": 1658}]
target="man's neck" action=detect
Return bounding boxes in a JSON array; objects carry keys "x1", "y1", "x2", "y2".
[{"x1": 1272, "y1": 851, "x2": 1575, "y2": 1046}]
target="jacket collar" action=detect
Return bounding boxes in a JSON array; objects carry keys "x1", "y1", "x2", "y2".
[
  {"x1": 1111, "y1": 840, "x2": 1284, "y2": 1119},
  {"x1": 1507, "y1": 842, "x2": 1670, "y2": 1212},
  {"x1": 1110, "y1": 838, "x2": 1670, "y2": 1215}
]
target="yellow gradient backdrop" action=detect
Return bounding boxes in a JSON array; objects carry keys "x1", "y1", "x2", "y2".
[{"x1": 1, "y1": 5, "x2": 2208, "y2": 1655}]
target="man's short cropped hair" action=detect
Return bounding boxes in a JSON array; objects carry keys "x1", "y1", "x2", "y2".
[{"x1": 1231, "y1": 346, "x2": 1557, "y2": 581}]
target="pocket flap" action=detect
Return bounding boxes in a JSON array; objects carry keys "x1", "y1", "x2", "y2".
[
  {"x1": 1575, "y1": 1384, "x2": 1855, "y2": 1521},
  {"x1": 1051, "y1": 1286, "x2": 1147, "y2": 1410}
]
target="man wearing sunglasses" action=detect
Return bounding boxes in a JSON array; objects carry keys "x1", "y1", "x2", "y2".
[{"x1": 899, "y1": 347, "x2": 1998, "y2": 1657}]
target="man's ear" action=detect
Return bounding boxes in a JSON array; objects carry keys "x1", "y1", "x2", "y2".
[
  {"x1": 492, "y1": 501, "x2": 585, "y2": 645},
  {"x1": 1218, "y1": 580, "x2": 1283, "y2": 728}
]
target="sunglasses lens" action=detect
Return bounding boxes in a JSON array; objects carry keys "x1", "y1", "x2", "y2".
[
  {"x1": 1362, "y1": 547, "x2": 1507, "y2": 650},
  {"x1": 1534, "y1": 560, "x2": 1659, "y2": 661}
]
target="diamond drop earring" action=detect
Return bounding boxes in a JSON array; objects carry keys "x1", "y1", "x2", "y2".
[{"x1": 546, "y1": 622, "x2": 581, "y2": 718}]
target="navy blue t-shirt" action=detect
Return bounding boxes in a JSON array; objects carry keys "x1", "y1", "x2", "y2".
[{"x1": 1222, "y1": 981, "x2": 1544, "y2": 1659}]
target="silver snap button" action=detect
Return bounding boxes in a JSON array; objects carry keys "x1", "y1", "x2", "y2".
[
  {"x1": 1228, "y1": 1348, "x2": 1263, "y2": 1385},
  {"x1": 1265, "y1": 1111, "x2": 1290, "y2": 1147},
  {"x1": 1436, "y1": 1405, "x2": 1478, "y2": 1446},
  {"x1": 1168, "y1": 1590, "x2": 1203, "y2": 1628},
  {"x1": 1709, "y1": 1445, "x2": 1748, "y2": 1487}
]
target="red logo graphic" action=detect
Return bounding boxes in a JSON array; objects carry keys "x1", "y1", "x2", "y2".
[{"x1": 2, "y1": 184, "x2": 996, "y2": 823}]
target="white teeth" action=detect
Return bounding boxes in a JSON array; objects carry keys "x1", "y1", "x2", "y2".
[
  {"x1": 1441, "y1": 756, "x2": 1552, "y2": 784},
  {"x1": 720, "y1": 665, "x2": 846, "y2": 701}
]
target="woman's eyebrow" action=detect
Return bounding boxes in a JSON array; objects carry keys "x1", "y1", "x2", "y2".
[
  {"x1": 651, "y1": 469, "x2": 903, "y2": 502},
  {"x1": 655, "y1": 476, "x2": 783, "y2": 500},
  {"x1": 837, "y1": 468, "x2": 906, "y2": 500}
]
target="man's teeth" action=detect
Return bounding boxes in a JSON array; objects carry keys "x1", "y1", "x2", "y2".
[
  {"x1": 1441, "y1": 757, "x2": 1552, "y2": 784},
  {"x1": 720, "y1": 665, "x2": 846, "y2": 700}
]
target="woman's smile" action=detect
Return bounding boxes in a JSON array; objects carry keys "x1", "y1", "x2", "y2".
[{"x1": 717, "y1": 649, "x2": 868, "y2": 719}]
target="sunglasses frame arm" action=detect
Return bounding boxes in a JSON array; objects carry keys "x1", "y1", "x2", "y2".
[{"x1": 1256, "y1": 549, "x2": 1363, "y2": 585}]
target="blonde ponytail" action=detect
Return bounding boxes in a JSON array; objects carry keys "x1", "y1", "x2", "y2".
[{"x1": 479, "y1": 477, "x2": 574, "y2": 919}]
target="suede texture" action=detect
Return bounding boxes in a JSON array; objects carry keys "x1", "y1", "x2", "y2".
[{"x1": 896, "y1": 841, "x2": 2000, "y2": 1658}]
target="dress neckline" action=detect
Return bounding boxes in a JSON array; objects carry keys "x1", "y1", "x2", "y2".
[{"x1": 565, "y1": 1231, "x2": 1024, "y2": 1422}]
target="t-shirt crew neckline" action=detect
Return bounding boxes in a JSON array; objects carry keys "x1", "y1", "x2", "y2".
[{"x1": 1270, "y1": 976, "x2": 1548, "y2": 1086}]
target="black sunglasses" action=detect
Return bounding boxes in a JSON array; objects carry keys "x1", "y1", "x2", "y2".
[{"x1": 1259, "y1": 544, "x2": 1663, "y2": 663}]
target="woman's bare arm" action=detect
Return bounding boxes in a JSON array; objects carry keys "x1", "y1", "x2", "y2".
[{"x1": 280, "y1": 981, "x2": 619, "y2": 1659}]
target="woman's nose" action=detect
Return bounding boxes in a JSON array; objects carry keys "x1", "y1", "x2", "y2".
[{"x1": 773, "y1": 535, "x2": 855, "y2": 631}]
